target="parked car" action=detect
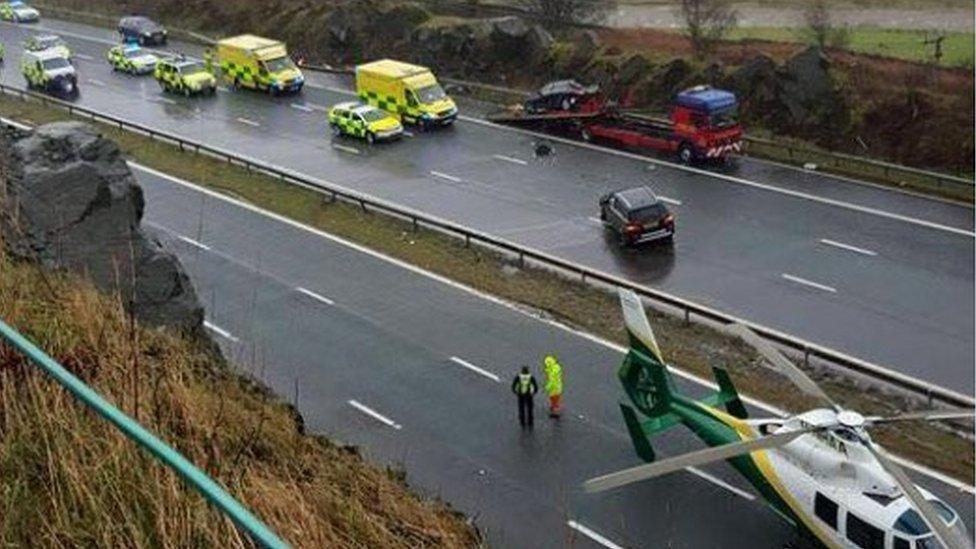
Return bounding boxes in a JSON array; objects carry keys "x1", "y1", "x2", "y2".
[
  {"x1": 118, "y1": 16, "x2": 167, "y2": 46},
  {"x1": 524, "y1": 79, "x2": 600, "y2": 114},
  {"x1": 599, "y1": 186, "x2": 675, "y2": 246}
]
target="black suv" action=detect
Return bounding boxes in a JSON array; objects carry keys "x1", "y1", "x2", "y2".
[
  {"x1": 599, "y1": 186, "x2": 675, "y2": 246},
  {"x1": 524, "y1": 79, "x2": 599, "y2": 114},
  {"x1": 118, "y1": 16, "x2": 167, "y2": 46}
]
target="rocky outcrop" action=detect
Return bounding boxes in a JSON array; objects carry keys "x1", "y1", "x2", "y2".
[
  {"x1": 728, "y1": 47, "x2": 849, "y2": 139},
  {"x1": 410, "y1": 15, "x2": 553, "y2": 78},
  {"x1": 0, "y1": 122, "x2": 205, "y2": 334}
]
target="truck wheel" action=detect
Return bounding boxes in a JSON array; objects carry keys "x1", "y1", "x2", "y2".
[
  {"x1": 366, "y1": 132, "x2": 376, "y2": 145},
  {"x1": 232, "y1": 78, "x2": 241, "y2": 90},
  {"x1": 678, "y1": 143, "x2": 694, "y2": 165},
  {"x1": 183, "y1": 86, "x2": 191, "y2": 97}
]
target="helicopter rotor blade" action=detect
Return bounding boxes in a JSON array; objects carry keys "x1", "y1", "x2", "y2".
[
  {"x1": 725, "y1": 323, "x2": 838, "y2": 410},
  {"x1": 866, "y1": 408, "x2": 975, "y2": 426},
  {"x1": 583, "y1": 426, "x2": 816, "y2": 494},
  {"x1": 863, "y1": 441, "x2": 972, "y2": 549}
]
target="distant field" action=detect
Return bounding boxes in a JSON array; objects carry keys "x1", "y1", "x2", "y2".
[{"x1": 726, "y1": 27, "x2": 975, "y2": 66}]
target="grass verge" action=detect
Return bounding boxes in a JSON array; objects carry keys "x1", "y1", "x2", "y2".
[
  {"x1": 0, "y1": 258, "x2": 479, "y2": 547},
  {"x1": 0, "y1": 92, "x2": 971, "y2": 485},
  {"x1": 725, "y1": 27, "x2": 974, "y2": 68}
]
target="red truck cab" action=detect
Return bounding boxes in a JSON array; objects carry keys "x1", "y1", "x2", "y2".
[{"x1": 670, "y1": 86, "x2": 742, "y2": 163}]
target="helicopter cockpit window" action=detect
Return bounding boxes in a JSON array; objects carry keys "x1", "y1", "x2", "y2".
[{"x1": 814, "y1": 492, "x2": 838, "y2": 529}]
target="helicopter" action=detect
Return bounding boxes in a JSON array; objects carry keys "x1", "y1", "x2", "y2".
[{"x1": 584, "y1": 289, "x2": 974, "y2": 549}]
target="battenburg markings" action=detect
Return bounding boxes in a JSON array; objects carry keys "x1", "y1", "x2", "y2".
[{"x1": 348, "y1": 400, "x2": 402, "y2": 430}]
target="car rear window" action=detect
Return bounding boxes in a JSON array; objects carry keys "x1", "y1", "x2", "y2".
[{"x1": 630, "y1": 203, "x2": 667, "y2": 223}]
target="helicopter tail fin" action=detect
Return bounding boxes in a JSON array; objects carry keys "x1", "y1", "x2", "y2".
[
  {"x1": 617, "y1": 290, "x2": 683, "y2": 462},
  {"x1": 616, "y1": 290, "x2": 750, "y2": 462}
]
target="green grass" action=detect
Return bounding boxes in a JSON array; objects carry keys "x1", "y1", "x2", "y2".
[
  {"x1": 0, "y1": 93, "x2": 971, "y2": 485},
  {"x1": 727, "y1": 27, "x2": 975, "y2": 67}
]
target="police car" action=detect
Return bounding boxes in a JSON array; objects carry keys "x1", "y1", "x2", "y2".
[
  {"x1": 153, "y1": 55, "x2": 216, "y2": 96},
  {"x1": 107, "y1": 43, "x2": 158, "y2": 75},
  {"x1": 327, "y1": 101, "x2": 403, "y2": 144},
  {"x1": 21, "y1": 49, "x2": 77, "y2": 97},
  {"x1": 24, "y1": 34, "x2": 70, "y2": 59},
  {"x1": 0, "y1": 1, "x2": 39, "y2": 22}
]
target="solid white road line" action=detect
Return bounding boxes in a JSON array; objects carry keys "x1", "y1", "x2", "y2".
[
  {"x1": 587, "y1": 216, "x2": 604, "y2": 225},
  {"x1": 203, "y1": 321, "x2": 240, "y2": 343},
  {"x1": 781, "y1": 273, "x2": 838, "y2": 293},
  {"x1": 687, "y1": 466, "x2": 756, "y2": 501},
  {"x1": 86, "y1": 78, "x2": 105, "y2": 87},
  {"x1": 348, "y1": 400, "x2": 402, "y2": 430},
  {"x1": 150, "y1": 96, "x2": 177, "y2": 105},
  {"x1": 290, "y1": 103, "x2": 314, "y2": 113},
  {"x1": 430, "y1": 170, "x2": 462, "y2": 183},
  {"x1": 331, "y1": 143, "x2": 360, "y2": 155},
  {"x1": 819, "y1": 238, "x2": 878, "y2": 257},
  {"x1": 73, "y1": 53, "x2": 94, "y2": 61},
  {"x1": 176, "y1": 234, "x2": 210, "y2": 251},
  {"x1": 657, "y1": 195, "x2": 683, "y2": 206},
  {"x1": 235, "y1": 117, "x2": 261, "y2": 127},
  {"x1": 296, "y1": 286, "x2": 335, "y2": 306},
  {"x1": 567, "y1": 521, "x2": 624, "y2": 549},
  {"x1": 492, "y1": 154, "x2": 528, "y2": 166},
  {"x1": 129, "y1": 162, "x2": 976, "y2": 494},
  {"x1": 449, "y1": 356, "x2": 501, "y2": 383}
]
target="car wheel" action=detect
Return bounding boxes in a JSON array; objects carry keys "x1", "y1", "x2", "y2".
[
  {"x1": 232, "y1": 78, "x2": 241, "y2": 90},
  {"x1": 561, "y1": 97, "x2": 572, "y2": 111},
  {"x1": 581, "y1": 127, "x2": 593, "y2": 142},
  {"x1": 366, "y1": 132, "x2": 375, "y2": 145},
  {"x1": 678, "y1": 143, "x2": 694, "y2": 165}
]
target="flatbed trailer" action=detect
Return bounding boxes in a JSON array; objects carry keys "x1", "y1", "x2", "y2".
[{"x1": 488, "y1": 86, "x2": 743, "y2": 164}]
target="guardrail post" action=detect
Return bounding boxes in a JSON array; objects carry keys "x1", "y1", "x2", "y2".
[
  {"x1": 359, "y1": 199, "x2": 367, "y2": 213},
  {"x1": 412, "y1": 218, "x2": 418, "y2": 232},
  {"x1": 518, "y1": 251, "x2": 524, "y2": 268},
  {"x1": 464, "y1": 234, "x2": 470, "y2": 247},
  {"x1": 683, "y1": 308, "x2": 690, "y2": 325},
  {"x1": 804, "y1": 347, "x2": 810, "y2": 368}
]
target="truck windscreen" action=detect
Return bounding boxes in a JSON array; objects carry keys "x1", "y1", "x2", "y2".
[
  {"x1": 262, "y1": 56, "x2": 295, "y2": 73},
  {"x1": 708, "y1": 106, "x2": 738, "y2": 129},
  {"x1": 415, "y1": 84, "x2": 446, "y2": 104},
  {"x1": 41, "y1": 57, "x2": 70, "y2": 70}
]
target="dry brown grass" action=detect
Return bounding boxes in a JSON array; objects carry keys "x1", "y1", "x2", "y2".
[{"x1": 0, "y1": 255, "x2": 480, "y2": 547}]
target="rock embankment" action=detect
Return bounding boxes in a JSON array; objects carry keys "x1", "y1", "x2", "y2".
[{"x1": 0, "y1": 121, "x2": 204, "y2": 334}]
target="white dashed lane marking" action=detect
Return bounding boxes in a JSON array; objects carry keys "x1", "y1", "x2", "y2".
[
  {"x1": 203, "y1": 321, "x2": 239, "y2": 343},
  {"x1": 819, "y1": 238, "x2": 878, "y2": 257},
  {"x1": 781, "y1": 273, "x2": 837, "y2": 293},
  {"x1": 348, "y1": 400, "x2": 402, "y2": 430},
  {"x1": 449, "y1": 356, "x2": 500, "y2": 383}
]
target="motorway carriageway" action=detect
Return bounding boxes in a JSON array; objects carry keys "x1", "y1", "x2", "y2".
[
  {"x1": 0, "y1": 18, "x2": 973, "y2": 395},
  {"x1": 136, "y1": 163, "x2": 974, "y2": 549}
]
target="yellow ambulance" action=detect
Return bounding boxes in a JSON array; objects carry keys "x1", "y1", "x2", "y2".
[
  {"x1": 215, "y1": 34, "x2": 304, "y2": 95},
  {"x1": 355, "y1": 59, "x2": 457, "y2": 130}
]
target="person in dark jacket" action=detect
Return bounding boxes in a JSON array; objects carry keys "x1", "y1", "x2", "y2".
[{"x1": 511, "y1": 366, "x2": 539, "y2": 428}]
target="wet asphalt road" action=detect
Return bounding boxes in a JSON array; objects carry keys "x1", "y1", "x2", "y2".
[
  {"x1": 136, "y1": 165, "x2": 975, "y2": 549},
  {"x1": 0, "y1": 18, "x2": 972, "y2": 395}
]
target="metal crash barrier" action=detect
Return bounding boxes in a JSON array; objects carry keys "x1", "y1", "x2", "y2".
[{"x1": 0, "y1": 318, "x2": 289, "y2": 549}]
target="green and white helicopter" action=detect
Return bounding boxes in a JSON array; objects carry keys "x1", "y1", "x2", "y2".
[{"x1": 585, "y1": 290, "x2": 974, "y2": 549}]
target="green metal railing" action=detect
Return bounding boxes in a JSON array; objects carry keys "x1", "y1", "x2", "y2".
[{"x1": 0, "y1": 317, "x2": 289, "y2": 549}]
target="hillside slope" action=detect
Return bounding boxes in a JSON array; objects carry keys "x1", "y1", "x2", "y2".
[{"x1": 0, "y1": 255, "x2": 479, "y2": 547}]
